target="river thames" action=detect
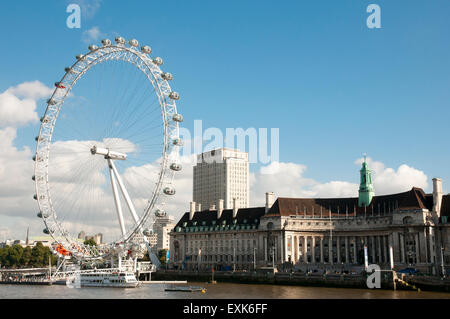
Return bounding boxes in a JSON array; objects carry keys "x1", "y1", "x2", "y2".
[{"x1": 1, "y1": 282, "x2": 449, "y2": 299}]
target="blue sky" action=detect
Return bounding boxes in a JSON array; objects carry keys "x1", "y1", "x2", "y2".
[
  {"x1": 0, "y1": 1, "x2": 449, "y2": 238},
  {"x1": 1, "y1": 0, "x2": 448, "y2": 185}
]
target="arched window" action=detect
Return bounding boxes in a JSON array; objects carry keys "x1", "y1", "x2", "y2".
[{"x1": 402, "y1": 216, "x2": 413, "y2": 225}]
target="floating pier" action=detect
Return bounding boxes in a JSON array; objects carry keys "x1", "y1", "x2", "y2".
[{"x1": 140, "y1": 280, "x2": 187, "y2": 284}]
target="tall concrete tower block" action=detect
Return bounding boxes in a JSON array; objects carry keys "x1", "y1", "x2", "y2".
[{"x1": 193, "y1": 148, "x2": 249, "y2": 210}]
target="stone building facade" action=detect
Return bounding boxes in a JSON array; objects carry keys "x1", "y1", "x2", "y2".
[
  {"x1": 153, "y1": 215, "x2": 175, "y2": 251},
  {"x1": 169, "y1": 161, "x2": 450, "y2": 274}
]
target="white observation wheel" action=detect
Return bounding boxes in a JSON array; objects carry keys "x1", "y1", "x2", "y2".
[{"x1": 33, "y1": 37, "x2": 183, "y2": 260}]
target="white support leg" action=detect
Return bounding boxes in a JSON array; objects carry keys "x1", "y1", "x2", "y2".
[
  {"x1": 109, "y1": 159, "x2": 140, "y2": 225},
  {"x1": 108, "y1": 159, "x2": 126, "y2": 236}
]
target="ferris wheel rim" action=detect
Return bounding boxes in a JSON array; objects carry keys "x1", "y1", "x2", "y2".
[{"x1": 33, "y1": 39, "x2": 182, "y2": 260}]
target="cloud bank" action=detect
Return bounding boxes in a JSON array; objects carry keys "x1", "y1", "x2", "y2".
[{"x1": 0, "y1": 81, "x2": 431, "y2": 240}]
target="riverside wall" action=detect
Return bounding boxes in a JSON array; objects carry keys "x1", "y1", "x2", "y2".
[
  {"x1": 153, "y1": 270, "x2": 450, "y2": 292},
  {"x1": 153, "y1": 270, "x2": 395, "y2": 290}
]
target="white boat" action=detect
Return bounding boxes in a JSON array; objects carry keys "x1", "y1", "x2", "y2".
[{"x1": 67, "y1": 270, "x2": 140, "y2": 288}]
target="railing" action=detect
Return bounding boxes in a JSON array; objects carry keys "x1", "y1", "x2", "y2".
[{"x1": 51, "y1": 267, "x2": 124, "y2": 280}]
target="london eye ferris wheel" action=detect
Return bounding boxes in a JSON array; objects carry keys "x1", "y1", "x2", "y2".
[{"x1": 32, "y1": 36, "x2": 183, "y2": 260}]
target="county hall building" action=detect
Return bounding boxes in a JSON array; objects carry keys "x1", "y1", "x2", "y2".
[{"x1": 169, "y1": 158, "x2": 450, "y2": 275}]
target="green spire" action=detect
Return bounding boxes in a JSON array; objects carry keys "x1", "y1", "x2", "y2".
[{"x1": 358, "y1": 154, "x2": 374, "y2": 207}]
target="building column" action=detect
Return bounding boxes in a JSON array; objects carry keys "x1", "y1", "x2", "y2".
[
  {"x1": 366, "y1": 236, "x2": 370, "y2": 262},
  {"x1": 353, "y1": 236, "x2": 358, "y2": 264},
  {"x1": 428, "y1": 227, "x2": 436, "y2": 266},
  {"x1": 382, "y1": 236, "x2": 387, "y2": 263},
  {"x1": 419, "y1": 229, "x2": 429, "y2": 264},
  {"x1": 320, "y1": 237, "x2": 324, "y2": 263},
  {"x1": 337, "y1": 236, "x2": 341, "y2": 263},
  {"x1": 329, "y1": 237, "x2": 333, "y2": 264},
  {"x1": 392, "y1": 232, "x2": 400, "y2": 264},
  {"x1": 264, "y1": 237, "x2": 268, "y2": 262},
  {"x1": 303, "y1": 236, "x2": 308, "y2": 263},
  {"x1": 345, "y1": 236, "x2": 349, "y2": 264},
  {"x1": 399, "y1": 233, "x2": 405, "y2": 264},
  {"x1": 274, "y1": 237, "x2": 278, "y2": 264},
  {"x1": 414, "y1": 233, "x2": 420, "y2": 264},
  {"x1": 312, "y1": 236, "x2": 316, "y2": 263},
  {"x1": 388, "y1": 234, "x2": 393, "y2": 267},
  {"x1": 377, "y1": 236, "x2": 382, "y2": 263},
  {"x1": 291, "y1": 235, "x2": 296, "y2": 264},
  {"x1": 371, "y1": 236, "x2": 376, "y2": 264}
]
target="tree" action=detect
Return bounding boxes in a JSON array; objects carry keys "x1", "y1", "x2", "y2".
[
  {"x1": 31, "y1": 242, "x2": 46, "y2": 267},
  {"x1": 42, "y1": 248, "x2": 57, "y2": 266},
  {"x1": 20, "y1": 246, "x2": 32, "y2": 267},
  {"x1": 0, "y1": 242, "x2": 56, "y2": 268},
  {"x1": 84, "y1": 239, "x2": 97, "y2": 247},
  {"x1": 7, "y1": 245, "x2": 23, "y2": 268},
  {"x1": 0, "y1": 246, "x2": 11, "y2": 268}
]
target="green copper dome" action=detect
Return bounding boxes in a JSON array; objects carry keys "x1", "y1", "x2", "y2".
[{"x1": 358, "y1": 155, "x2": 374, "y2": 207}]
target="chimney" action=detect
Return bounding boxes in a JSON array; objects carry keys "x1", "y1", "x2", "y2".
[
  {"x1": 196, "y1": 203, "x2": 202, "y2": 212},
  {"x1": 209, "y1": 204, "x2": 216, "y2": 211},
  {"x1": 265, "y1": 192, "x2": 274, "y2": 213},
  {"x1": 189, "y1": 201, "x2": 196, "y2": 220},
  {"x1": 233, "y1": 198, "x2": 238, "y2": 218},
  {"x1": 217, "y1": 199, "x2": 224, "y2": 219},
  {"x1": 433, "y1": 178, "x2": 443, "y2": 217}
]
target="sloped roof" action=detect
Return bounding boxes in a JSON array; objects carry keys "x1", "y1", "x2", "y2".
[
  {"x1": 266, "y1": 187, "x2": 433, "y2": 217},
  {"x1": 174, "y1": 207, "x2": 266, "y2": 229},
  {"x1": 174, "y1": 188, "x2": 437, "y2": 227},
  {"x1": 440, "y1": 194, "x2": 450, "y2": 217}
]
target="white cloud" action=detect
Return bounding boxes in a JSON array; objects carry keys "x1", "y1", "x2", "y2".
[
  {"x1": 0, "y1": 81, "x2": 55, "y2": 240},
  {"x1": 0, "y1": 92, "x2": 37, "y2": 128},
  {"x1": 6, "y1": 80, "x2": 53, "y2": 100},
  {"x1": 75, "y1": 0, "x2": 102, "y2": 19},
  {"x1": 0, "y1": 81, "x2": 52, "y2": 128},
  {"x1": 159, "y1": 154, "x2": 196, "y2": 218},
  {"x1": 0, "y1": 227, "x2": 12, "y2": 241},
  {"x1": 0, "y1": 127, "x2": 37, "y2": 231},
  {"x1": 249, "y1": 158, "x2": 429, "y2": 207},
  {"x1": 0, "y1": 85, "x2": 430, "y2": 242},
  {"x1": 355, "y1": 157, "x2": 428, "y2": 195},
  {"x1": 310, "y1": 181, "x2": 359, "y2": 198},
  {"x1": 70, "y1": 0, "x2": 102, "y2": 19},
  {"x1": 82, "y1": 26, "x2": 102, "y2": 44}
]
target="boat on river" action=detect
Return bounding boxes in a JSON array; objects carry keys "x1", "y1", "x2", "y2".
[{"x1": 66, "y1": 270, "x2": 140, "y2": 288}]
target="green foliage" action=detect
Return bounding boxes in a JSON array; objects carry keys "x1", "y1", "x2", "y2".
[
  {"x1": 20, "y1": 247, "x2": 32, "y2": 266},
  {"x1": 83, "y1": 239, "x2": 97, "y2": 246},
  {"x1": 0, "y1": 242, "x2": 56, "y2": 268}
]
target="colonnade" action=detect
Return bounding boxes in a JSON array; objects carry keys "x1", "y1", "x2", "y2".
[{"x1": 286, "y1": 234, "x2": 391, "y2": 265}]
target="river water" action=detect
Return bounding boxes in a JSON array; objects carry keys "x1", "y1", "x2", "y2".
[{"x1": 0, "y1": 282, "x2": 449, "y2": 299}]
